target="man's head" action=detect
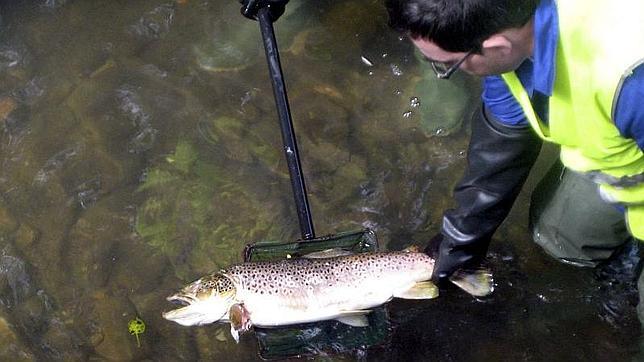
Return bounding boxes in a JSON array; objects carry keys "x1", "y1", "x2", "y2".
[{"x1": 386, "y1": 0, "x2": 539, "y2": 77}]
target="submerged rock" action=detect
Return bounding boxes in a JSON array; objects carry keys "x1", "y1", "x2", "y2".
[
  {"x1": 194, "y1": 12, "x2": 259, "y2": 72},
  {"x1": 0, "y1": 48, "x2": 22, "y2": 71},
  {"x1": 0, "y1": 315, "x2": 35, "y2": 361},
  {"x1": 42, "y1": 0, "x2": 69, "y2": 9},
  {"x1": 0, "y1": 204, "x2": 19, "y2": 236},
  {"x1": 193, "y1": 325, "x2": 258, "y2": 360},
  {"x1": 191, "y1": 1, "x2": 306, "y2": 73},
  {"x1": 410, "y1": 49, "x2": 481, "y2": 136},
  {"x1": 38, "y1": 317, "x2": 85, "y2": 361},
  {"x1": 291, "y1": 1, "x2": 385, "y2": 63},
  {"x1": 84, "y1": 289, "x2": 138, "y2": 360},
  {"x1": 130, "y1": 3, "x2": 176, "y2": 40},
  {"x1": 0, "y1": 254, "x2": 31, "y2": 307},
  {"x1": 0, "y1": 97, "x2": 17, "y2": 123},
  {"x1": 65, "y1": 188, "x2": 137, "y2": 293},
  {"x1": 14, "y1": 223, "x2": 39, "y2": 253}
]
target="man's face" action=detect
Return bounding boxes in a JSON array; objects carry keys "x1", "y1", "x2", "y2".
[{"x1": 411, "y1": 36, "x2": 527, "y2": 77}]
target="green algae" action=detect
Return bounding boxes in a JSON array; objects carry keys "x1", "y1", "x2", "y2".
[{"x1": 135, "y1": 139, "x2": 292, "y2": 278}]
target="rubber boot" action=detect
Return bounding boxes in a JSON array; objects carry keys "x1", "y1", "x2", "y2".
[{"x1": 429, "y1": 105, "x2": 542, "y2": 282}]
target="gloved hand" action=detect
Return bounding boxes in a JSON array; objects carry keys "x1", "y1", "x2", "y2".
[
  {"x1": 427, "y1": 105, "x2": 542, "y2": 285},
  {"x1": 240, "y1": 0, "x2": 289, "y2": 21},
  {"x1": 425, "y1": 233, "x2": 488, "y2": 285},
  {"x1": 425, "y1": 234, "x2": 451, "y2": 285}
]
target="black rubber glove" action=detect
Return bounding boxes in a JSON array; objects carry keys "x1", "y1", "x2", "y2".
[{"x1": 428, "y1": 105, "x2": 542, "y2": 284}]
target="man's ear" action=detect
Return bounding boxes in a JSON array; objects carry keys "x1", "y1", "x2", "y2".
[{"x1": 481, "y1": 34, "x2": 513, "y2": 55}]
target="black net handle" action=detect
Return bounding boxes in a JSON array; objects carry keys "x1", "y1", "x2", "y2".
[
  {"x1": 240, "y1": 0, "x2": 288, "y2": 21},
  {"x1": 240, "y1": 0, "x2": 315, "y2": 240}
]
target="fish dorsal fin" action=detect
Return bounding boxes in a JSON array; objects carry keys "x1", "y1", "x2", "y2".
[
  {"x1": 393, "y1": 281, "x2": 439, "y2": 299},
  {"x1": 302, "y1": 248, "x2": 353, "y2": 259},
  {"x1": 449, "y1": 267, "x2": 494, "y2": 297},
  {"x1": 335, "y1": 310, "x2": 371, "y2": 327},
  {"x1": 402, "y1": 245, "x2": 421, "y2": 253}
]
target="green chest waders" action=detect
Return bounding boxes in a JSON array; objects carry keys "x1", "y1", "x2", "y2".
[{"x1": 529, "y1": 160, "x2": 631, "y2": 267}]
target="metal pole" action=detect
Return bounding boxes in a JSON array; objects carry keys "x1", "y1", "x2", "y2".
[{"x1": 256, "y1": 7, "x2": 315, "y2": 240}]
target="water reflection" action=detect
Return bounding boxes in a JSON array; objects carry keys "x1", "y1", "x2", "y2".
[{"x1": 0, "y1": 0, "x2": 639, "y2": 360}]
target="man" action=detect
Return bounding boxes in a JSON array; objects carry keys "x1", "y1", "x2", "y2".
[{"x1": 386, "y1": 0, "x2": 644, "y2": 322}]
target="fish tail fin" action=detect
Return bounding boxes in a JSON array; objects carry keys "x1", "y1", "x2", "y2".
[{"x1": 449, "y1": 267, "x2": 494, "y2": 297}]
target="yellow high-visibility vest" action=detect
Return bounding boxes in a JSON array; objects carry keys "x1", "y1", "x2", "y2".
[{"x1": 501, "y1": 0, "x2": 644, "y2": 238}]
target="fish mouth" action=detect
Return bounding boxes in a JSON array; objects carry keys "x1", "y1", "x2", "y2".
[
  {"x1": 162, "y1": 296, "x2": 201, "y2": 325},
  {"x1": 162, "y1": 293, "x2": 229, "y2": 326},
  {"x1": 166, "y1": 293, "x2": 196, "y2": 306}
]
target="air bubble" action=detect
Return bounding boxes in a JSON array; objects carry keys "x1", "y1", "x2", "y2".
[
  {"x1": 390, "y1": 64, "x2": 403, "y2": 76},
  {"x1": 360, "y1": 56, "x2": 374, "y2": 67}
]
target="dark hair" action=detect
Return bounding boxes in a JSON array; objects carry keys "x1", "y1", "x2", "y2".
[{"x1": 386, "y1": 0, "x2": 539, "y2": 52}]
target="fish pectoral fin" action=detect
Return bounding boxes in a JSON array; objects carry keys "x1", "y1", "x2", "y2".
[
  {"x1": 228, "y1": 303, "x2": 252, "y2": 343},
  {"x1": 335, "y1": 310, "x2": 371, "y2": 327},
  {"x1": 230, "y1": 325, "x2": 241, "y2": 343},
  {"x1": 393, "y1": 281, "x2": 439, "y2": 299},
  {"x1": 449, "y1": 267, "x2": 494, "y2": 297},
  {"x1": 302, "y1": 248, "x2": 353, "y2": 259}
]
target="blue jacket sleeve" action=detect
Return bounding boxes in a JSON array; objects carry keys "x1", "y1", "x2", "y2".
[
  {"x1": 613, "y1": 63, "x2": 644, "y2": 150},
  {"x1": 482, "y1": 75, "x2": 529, "y2": 127}
]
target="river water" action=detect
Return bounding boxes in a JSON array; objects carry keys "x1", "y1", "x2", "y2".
[{"x1": 0, "y1": 0, "x2": 640, "y2": 361}]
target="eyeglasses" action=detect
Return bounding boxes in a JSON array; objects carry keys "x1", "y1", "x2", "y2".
[{"x1": 430, "y1": 49, "x2": 474, "y2": 80}]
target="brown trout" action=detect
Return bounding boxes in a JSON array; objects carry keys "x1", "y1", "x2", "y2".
[{"x1": 162, "y1": 247, "x2": 492, "y2": 341}]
